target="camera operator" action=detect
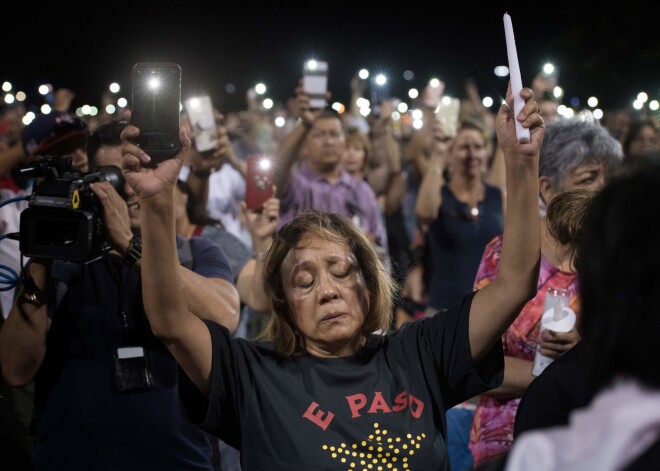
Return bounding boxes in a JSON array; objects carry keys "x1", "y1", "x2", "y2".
[
  {"x1": 0, "y1": 110, "x2": 90, "y2": 468},
  {"x1": 1, "y1": 111, "x2": 89, "y2": 317},
  {"x1": 0, "y1": 119, "x2": 240, "y2": 470}
]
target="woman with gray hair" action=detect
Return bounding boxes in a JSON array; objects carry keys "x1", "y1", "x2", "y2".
[
  {"x1": 469, "y1": 118, "x2": 624, "y2": 467},
  {"x1": 538, "y1": 119, "x2": 623, "y2": 213}
]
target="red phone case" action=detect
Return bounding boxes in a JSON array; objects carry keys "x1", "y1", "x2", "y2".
[{"x1": 245, "y1": 155, "x2": 273, "y2": 210}]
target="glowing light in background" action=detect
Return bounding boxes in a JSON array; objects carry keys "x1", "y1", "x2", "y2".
[
  {"x1": 494, "y1": 66, "x2": 509, "y2": 77},
  {"x1": 332, "y1": 102, "x2": 345, "y2": 114},
  {"x1": 542, "y1": 63, "x2": 555, "y2": 75},
  {"x1": 356, "y1": 98, "x2": 369, "y2": 108},
  {"x1": 553, "y1": 87, "x2": 563, "y2": 99},
  {"x1": 2, "y1": 55, "x2": 657, "y2": 134},
  {"x1": 375, "y1": 74, "x2": 387, "y2": 86},
  {"x1": 22, "y1": 112, "x2": 36, "y2": 125},
  {"x1": 429, "y1": 78, "x2": 442, "y2": 88}
]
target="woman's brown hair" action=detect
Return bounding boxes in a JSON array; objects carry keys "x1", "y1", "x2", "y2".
[{"x1": 259, "y1": 210, "x2": 395, "y2": 357}]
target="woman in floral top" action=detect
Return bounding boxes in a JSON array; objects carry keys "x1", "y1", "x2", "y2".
[{"x1": 468, "y1": 119, "x2": 624, "y2": 467}]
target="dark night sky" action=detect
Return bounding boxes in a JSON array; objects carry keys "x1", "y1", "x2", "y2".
[{"x1": 4, "y1": 2, "x2": 659, "y2": 114}]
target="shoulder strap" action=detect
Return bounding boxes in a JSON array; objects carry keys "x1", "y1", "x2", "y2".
[
  {"x1": 50, "y1": 260, "x2": 82, "y2": 287},
  {"x1": 47, "y1": 260, "x2": 83, "y2": 308}
]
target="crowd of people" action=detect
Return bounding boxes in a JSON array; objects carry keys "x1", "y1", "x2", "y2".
[{"x1": 0, "y1": 62, "x2": 659, "y2": 471}]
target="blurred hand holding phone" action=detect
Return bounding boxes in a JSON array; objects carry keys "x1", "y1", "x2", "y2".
[
  {"x1": 378, "y1": 99, "x2": 399, "y2": 121},
  {"x1": 303, "y1": 60, "x2": 328, "y2": 109},
  {"x1": 184, "y1": 95, "x2": 217, "y2": 154},
  {"x1": 131, "y1": 62, "x2": 182, "y2": 166},
  {"x1": 371, "y1": 98, "x2": 400, "y2": 129},
  {"x1": 350, "y1": 73, "x2": 367, "y2": 95},
  {"x1": 245, "y1": 154, "x2": 274, "y2": 210}
]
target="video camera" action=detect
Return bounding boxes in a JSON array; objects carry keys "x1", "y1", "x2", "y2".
[{"x1": 13, "y1": 155, "x2": 125, "y2": 263}]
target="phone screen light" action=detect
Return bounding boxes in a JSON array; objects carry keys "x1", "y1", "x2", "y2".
[
  {"x1": 374, "y1": 74, "x2": 387, "y2": 86},
  {"x1": 258, "y1": 158, "x2": 271, "y2": 171}
]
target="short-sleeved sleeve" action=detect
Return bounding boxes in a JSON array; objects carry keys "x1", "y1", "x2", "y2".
[
  {"x1": 392, "y1": 291, "x2": 504, "y2": 408},
  {"x1": 188, "y1": 235, "x2": 233, "y2": 282}
]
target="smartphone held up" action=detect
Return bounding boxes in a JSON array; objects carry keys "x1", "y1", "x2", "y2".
[
  {"x1": 245, "y1": 154, "x2": 274, "y2": 210},
  {"x1": 435, "y1": 97, "x2": 461, "y2": 138},
  {"x1": 184, "y1": 95, "x2": 217, "y2": 154},
  {"x1": 422, "y1": 79, "x2": 445, "y2": 109},
  {"x1": 303, "y1": 60, "x2": 328, "y2": 109},
  {"x1": 130, "y1": 62, "x2": 182, "y2": 166}
]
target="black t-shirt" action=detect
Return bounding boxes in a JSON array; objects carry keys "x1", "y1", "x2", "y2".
[
  {"x1": 182, "y1": 291, "x2": 504, "y2": 471},
  {"x1": 514, "y1": 342, "x2": 594, "y2": 438}
]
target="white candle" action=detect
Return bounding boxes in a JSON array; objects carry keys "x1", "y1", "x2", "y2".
[{"x1": 503, "y1": 13, "x2": 530, "y2": 143}]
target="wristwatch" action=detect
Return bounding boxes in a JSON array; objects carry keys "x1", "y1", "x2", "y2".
[{"x1": 122, "y1": 235, "x2": 142, "y2": 268}]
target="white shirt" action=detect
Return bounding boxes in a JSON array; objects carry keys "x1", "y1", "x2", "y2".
[
  {"x1": 179, "y1": 163, "x2": 251, "y2": 249},
  {"x1": 0, "y1": 187, "x2": 30, "y2": 318},
  {"x1": 506, "y1": 378, "x2": 660, "y2": 471}
]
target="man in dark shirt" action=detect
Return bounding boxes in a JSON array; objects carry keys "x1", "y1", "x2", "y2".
[{"x1": 0, "y1": 120, "x2": 240, "y2": 470}]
